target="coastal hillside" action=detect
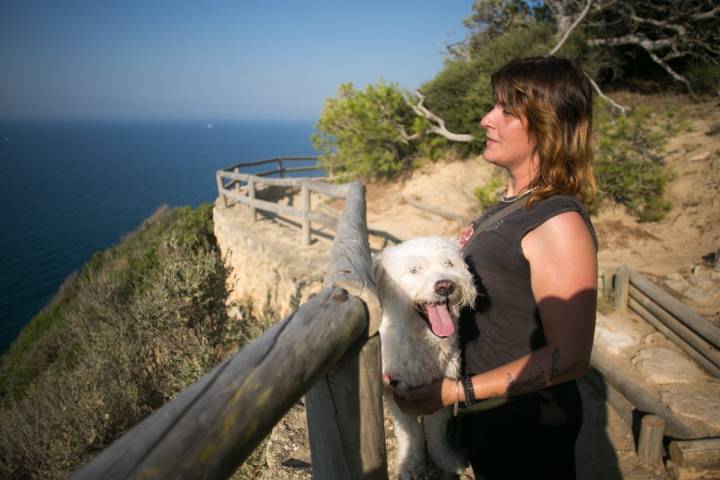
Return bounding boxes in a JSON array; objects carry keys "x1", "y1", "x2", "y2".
[{"x1": 0, "y1": 204, "x2": 274, "y2": 479}]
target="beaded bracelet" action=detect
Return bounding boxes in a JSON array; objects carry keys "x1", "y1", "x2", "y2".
[{"x1": 462, "y1": 375, "x2": 476, "y2": 407}]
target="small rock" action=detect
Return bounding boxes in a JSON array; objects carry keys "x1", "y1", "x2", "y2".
[
  {"x1": 594, "y1": 326, "x2": 640, "y2": 355},
  {"x1": 631, "y1": 347, "x2": 708, "y2": 384}
]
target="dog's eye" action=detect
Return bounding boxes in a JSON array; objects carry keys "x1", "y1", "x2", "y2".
[
  {"x1": 410, "y1": 266, "x2": 422, "y2": 274},
  {"x1": 444, "y1": 260, "x2": 454, "y2": 268}
]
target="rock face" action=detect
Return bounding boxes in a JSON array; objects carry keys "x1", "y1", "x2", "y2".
[{"x1": 213, "y1": 196, "x2": 330, "y2": 321}]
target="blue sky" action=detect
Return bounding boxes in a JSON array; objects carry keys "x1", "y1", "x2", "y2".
[{"x1": 0, "y1": 1, "x2": 472, "y2": 121}]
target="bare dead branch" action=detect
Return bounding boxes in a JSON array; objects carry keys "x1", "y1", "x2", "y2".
[
  {"x1": 586, "y1": 74, "x2": 626, "y2": 114},
  {"x1": 408, "y1": 91, "x2": 475, "y2": 143},
  {"x1": 549, "y1": 0, "x2": 594, "y2": 55},
  {"x1": 693, "y1": 5, "x2": 720, "y2": 20}
]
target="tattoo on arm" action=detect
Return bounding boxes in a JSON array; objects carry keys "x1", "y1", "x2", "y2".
[
  {"x1": 549, "y1": 348, "x2": 561, "y2": 382},
  {"x1": 506, "y1": 366, "x2": 545, "y2": 396}
]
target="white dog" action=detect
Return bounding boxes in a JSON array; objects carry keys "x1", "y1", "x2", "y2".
[{"x1": 375, "y1": 236, "x2": 477, "y2": 479}]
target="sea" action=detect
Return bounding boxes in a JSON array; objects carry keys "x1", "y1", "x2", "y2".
[{"x1": 0, "y1": 119, "x2": 321, "y2": 354}]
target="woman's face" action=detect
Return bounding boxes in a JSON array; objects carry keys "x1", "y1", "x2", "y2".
[{"x1": 480, "y1": 103, "x2": 537, "y2": 170}]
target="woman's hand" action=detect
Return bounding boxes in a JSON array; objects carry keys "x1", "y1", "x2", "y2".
[{"x1": 393, "y1": 378, "x2": 459, "y2": 417}]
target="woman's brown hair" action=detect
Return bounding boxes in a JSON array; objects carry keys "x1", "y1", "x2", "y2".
[{"x1": 491, "y1": 56, "x2": 596, "y2": 206}]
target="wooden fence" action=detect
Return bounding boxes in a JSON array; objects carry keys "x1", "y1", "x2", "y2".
[
  {"x1": 70, "y1": 182, "x2": 387, "y2": 480},
  {"x1": 612, "y1": 266, "x2": 720, "y2": 378},
  {"x1": 216, "y1": 156, "x2": 348, "y2": 246},
  {"x1": 216, "y1": 158, "x2": 402, "y2": 248},
  {"x1": 594, "y1": 266, "x2": 720, "y2": 474}
]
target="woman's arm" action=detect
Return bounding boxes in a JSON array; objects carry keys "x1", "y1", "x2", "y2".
[{"x1": 395, "y1": 211, "x2": 597, "y2": 415}]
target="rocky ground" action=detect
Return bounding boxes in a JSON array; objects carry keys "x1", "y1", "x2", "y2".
[{"x1": 221, "y1": 94, "x2": 719, "y2": 479}]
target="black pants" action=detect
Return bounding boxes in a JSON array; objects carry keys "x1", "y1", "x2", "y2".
[{"x1": 462, "y1": 382, "x2": 583, "y2": 480}]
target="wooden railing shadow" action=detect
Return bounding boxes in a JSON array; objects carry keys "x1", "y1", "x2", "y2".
[{"x1": 70, "y1": 182, "x2": 388, "y2": 480}]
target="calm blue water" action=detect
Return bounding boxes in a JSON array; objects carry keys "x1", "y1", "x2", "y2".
[{"x1": 0, "y1": 120, "x2": 320, "y2": 353}]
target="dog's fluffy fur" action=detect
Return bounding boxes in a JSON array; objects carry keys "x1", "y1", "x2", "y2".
[{"x1": 375, "y1": 236, "x2": 477, "y2": 479}]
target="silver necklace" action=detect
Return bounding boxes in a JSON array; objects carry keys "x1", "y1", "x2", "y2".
[{"x1": 500, "y1": 186, "x2": 538, "y2": 203}]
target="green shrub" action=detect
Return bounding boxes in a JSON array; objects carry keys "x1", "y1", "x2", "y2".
[
  {"x1": 312, "y1": 81, "x2": 419, "y2": 180},
  {"x1": 0, "y1": 204, "x2": 274, "y2": 480},
  {"x1": 686, "y1": 60, "x2": 720, "y2": 95},
  {"x1": 594, "y1": 105, "x2": 673, "y2": 221},
  {"x1": 474, "y1": 171, "x2": 506, "y2": 210}
]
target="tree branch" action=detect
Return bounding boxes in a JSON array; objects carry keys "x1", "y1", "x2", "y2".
[
  {"x1": 408, "y1": 91, "x2": 475, "y2": 143},
  {"x1": 693, "y1": 5, "x2": 720, "y2": 21},
  {"x1": 586, "y1": 74, "x2": 626, "y2": 114},
  {"x1": 549, "y1": 0, "x2": 594, "y2": 55}
]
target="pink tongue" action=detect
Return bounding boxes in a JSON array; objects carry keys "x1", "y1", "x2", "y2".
[{"x1": 426, "y1": 304, "x2": 455, "y2": 337}]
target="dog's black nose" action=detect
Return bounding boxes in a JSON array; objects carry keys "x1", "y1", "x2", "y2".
[{"x1": 434, "y1": 280, "x2": 455, "y2": 296}]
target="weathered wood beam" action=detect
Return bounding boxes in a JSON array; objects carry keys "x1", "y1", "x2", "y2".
[
  {"x1": 614, "y1": 267, "x2": 630, "y2": 313},
  {"x1": 324, "y1": 182, "x2": 381, "y2": 336},
  {"x1": 306, "y1": 181, "x2": 387, "y2": 480},
  {"x1": 628, "y1": 269, "x2": 720, "y2": 348},
  {"x1": 217, "y1": 171, "x2": 352, "y2": 199},
  {"x1": 628, "y1": 287, "x2": 720, "y2": 377},
  {"x1": 590, "y1": 347, "x2": 698, "y2": 439},
  {"x1": 222, "y1": 156, "x2": 319, "y2": 170},
  {"x1": 70, "y1": 287, "x2": 368, "y2": 480},
  {"x1": 637, "y1": 415, "x2": 666, "y2": 465},
  {"x1": 669, "y1": 438, "x2": 720, "y2": 469}
]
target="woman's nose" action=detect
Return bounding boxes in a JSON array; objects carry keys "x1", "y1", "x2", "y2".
[{"x1": 480, "y1": 108, "x2": 495, "y2": 129}]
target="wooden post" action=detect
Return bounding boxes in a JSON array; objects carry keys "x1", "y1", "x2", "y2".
[
  {"x1": 302, "y1": 183, "x2": 311, "y2": 245},
  {"x1": 715, "y1": 248, "x2": 720, "y2": 271},
  {"x1": 637, "y1": 414, "x2": 666, "y2": 464},
  {"x1": 614, "y1": 267, "x2": 630, "y2": 313},
  {"x1": 601, "y1": 271, "x2": 612, "y2": 301},
  {"x1": 248, "y1": 180, "x2": 257, "y2": 222},
  {"x1": 305, "y1": 182, "x2": 387, "y2": 480},
  {"x1": 278, "y1": 159, "x2": 285, "y2": 178},
  {"x1": 234, "y1": 167, "x2": 241, "y2": 195},
  {"x1": 669, "y1": 438, "x2": 720, "y2": 469},
  {"x1": 216, "y1": 173, "x2": 229, "y2": 207},
  {"x1": 305, "y1": 335, "x2": 387, "y2": 480}
]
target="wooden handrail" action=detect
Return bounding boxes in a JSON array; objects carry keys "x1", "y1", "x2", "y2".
[
  {"x1": 221, "y1": 156, "x2": 320, "y2": 170},
  {"x1": 70, "y1": 182, "x2": 387, "y2": 480},
  {"x1": 70, "y1": 287, "x2": 368, "y2": 480}
]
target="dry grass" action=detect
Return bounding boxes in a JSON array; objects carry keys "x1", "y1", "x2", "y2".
[{"x1": 0, "y1": 204, "x2": 275, "y2": 479}]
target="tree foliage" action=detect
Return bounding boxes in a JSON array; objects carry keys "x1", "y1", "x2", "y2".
[
  {"x1": 313, "y1": 0, "x2": 716, "y2": 219},
  {"x1": 312, "y1": 82, "x2": 421, "y2": 180}
]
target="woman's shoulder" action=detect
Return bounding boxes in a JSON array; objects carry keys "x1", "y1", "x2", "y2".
[
  {"x1": 525, "y1": 194, "x2": 597, "y2": 249},
  {"x1": 533, "y1": 193, "x2": 586, "y2": 211}
]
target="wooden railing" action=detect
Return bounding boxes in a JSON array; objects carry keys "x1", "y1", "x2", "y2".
[
  {"x1": 70, "y1": 183, "x2": 387, "y2": 480},
  {"x1": 592, "y1": 266, "x2": 720, "y2": 471},
  {"x1": 216, "y1": 158, "x2": 402, "y2": 248},
  {"x1": 216, "y1": 157, "x2": 349, "y2": 245},
  {"x1": 611, "y1": 266, "x2": 720, "y2": 377}
]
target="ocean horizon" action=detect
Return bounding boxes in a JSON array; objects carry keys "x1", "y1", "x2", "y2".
[{"x1": 0, "y1": 119, "x2": 321, "y2": 354}]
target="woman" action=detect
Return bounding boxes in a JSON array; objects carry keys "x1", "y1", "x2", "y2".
[{"x1": 394, "y1": 56, "x2": 598, "y2": 479}]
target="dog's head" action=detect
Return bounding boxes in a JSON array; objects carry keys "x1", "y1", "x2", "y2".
[{"x1": 374, "y1": 236, "x2": 476, "y2": 338}]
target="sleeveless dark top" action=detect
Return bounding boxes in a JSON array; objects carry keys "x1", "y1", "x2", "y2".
[
  {"x1": 459, "y1": 194, "x2": 597, "y2": 478},
  {"x1": 461, "y1": 194, "x2": 597, "y2": 374}
]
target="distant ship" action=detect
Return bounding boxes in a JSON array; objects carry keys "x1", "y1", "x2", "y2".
[{"x1": 206, "y1": 123, "x2": 214, "y2": 129}]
